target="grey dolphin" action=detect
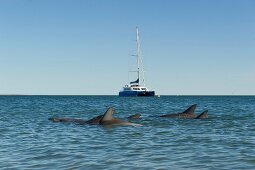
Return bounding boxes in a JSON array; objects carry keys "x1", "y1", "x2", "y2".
[
  {"x1": 49, "y1": 108, "x2": 142, "y2": 126},
  {"x1": 48, "y1": 114, "x2": 104, "y2": 125},
  {"x1": 99, "y1": 107, "x2": 142, "y2": 126},
  {"x1": 48, "y1": 117, "x2": 88, "y2": 124},
  {"x1": 195, "y1": 110, "x2": 208, "y2": 119},
  {"x1": 128, "y1": 113, "x2": 141, "y2": 119},
  {"x1": 159, "y1": 104, "x2": 197, "y2": 118}
]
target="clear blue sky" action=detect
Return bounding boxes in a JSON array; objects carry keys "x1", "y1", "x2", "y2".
[{"x1": 0, "y1": 0, "x2": 254, "y2": 95}]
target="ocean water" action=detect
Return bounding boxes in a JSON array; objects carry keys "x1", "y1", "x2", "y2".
[{"x1": 0, "y1": 95, "x2": 254, "y2": 170}]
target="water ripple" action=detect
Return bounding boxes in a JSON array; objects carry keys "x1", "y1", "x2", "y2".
[{"x1": 0, "y1": 96, "x2": 255, "y2": 169}]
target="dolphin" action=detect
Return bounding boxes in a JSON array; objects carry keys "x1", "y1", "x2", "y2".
[
  {"x1": 48, "y1": 117, "x2": 88, "y2": 124},
  {"x1": 85, "y1": 114, "x2": 104, "y2": 125},
  {"x1": 195, "y1": 110, "x2": 208, "y2": 119},
  {"x1": 48, "y1": 115, "x2": 103, "y2": 125},
  {"x1": 99, "y1": 107, "x2": 142, "y2": 126},
  {"x1": 49, "y1": 108, "x2": 142, "y2": 126},
  {"x1": 159, "y1": 104, "x2": 197, "y2": 118},
  {"x1": 128, "y1": 113, "x2": 141, "y2": 119}
]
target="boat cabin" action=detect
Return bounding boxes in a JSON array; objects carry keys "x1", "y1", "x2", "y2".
[{"x1": 123, "y1": 84, "x2": 148, "y2": 92}]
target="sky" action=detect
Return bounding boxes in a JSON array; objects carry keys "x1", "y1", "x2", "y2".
[{"x1": 0, "y1": 0, "x2": 255, "y2": 95}]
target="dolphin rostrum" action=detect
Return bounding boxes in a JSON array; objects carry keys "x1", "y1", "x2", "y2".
[
  {"x1": 159, "y1": 104, "x2": 197, "y2": 118},
  {"x1": 99, "y1": 107, "x2": 142, "y2": 126}
]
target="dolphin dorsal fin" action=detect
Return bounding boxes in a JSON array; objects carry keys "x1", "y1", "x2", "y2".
[
  {"x1": 182, "y1": 104, "x2": 197, "y2": 114},
  {"x1": 101, "y1": 107, "x2": 114, "y2": 121},
  {"x1": 196, "y1": 110, "x2": 208, "y2": 119}
]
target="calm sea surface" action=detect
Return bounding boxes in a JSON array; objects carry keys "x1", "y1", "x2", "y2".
[{"x1": 0, "y1": 96, "x2": 254, "y2": 169}]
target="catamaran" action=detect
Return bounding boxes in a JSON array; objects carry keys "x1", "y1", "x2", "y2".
[{"x1": 119, "y1": 27, "x2": 155, "y2": 97}]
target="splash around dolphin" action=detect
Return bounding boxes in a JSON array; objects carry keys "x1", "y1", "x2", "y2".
[{"x1": 49, "y1": 107, "x2": 142, "y2": 126}]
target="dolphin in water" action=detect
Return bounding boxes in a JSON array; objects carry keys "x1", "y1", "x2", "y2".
[
  {"x1": 159, "y1": 104, "x2": 208, "y2": 119},
  {"x1": 48, "y1": 115, "x2": 103, "y2": 125},
  {"x1": 99, "y1": 108, "x2": 142, "y2": 126},
  {"x1": 159, "y1": 104, "x2": 197, "y2": 118},
  {"x1": 195, "y1": 110, "x2": 208, "y2": 119},
  {"x1": 128, "y1": 113, "x2": 141, "y2": 120},
  {"x1": 49, "y1": 117, "x2": 86, "y2": 123},
  {"x1": 49, "y1": 107, "x2": 142, "y2": 126}
]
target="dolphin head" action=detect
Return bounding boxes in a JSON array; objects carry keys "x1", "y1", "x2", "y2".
[{"x1": 128, "y1": 113, "x2": 141, "y2": 119}]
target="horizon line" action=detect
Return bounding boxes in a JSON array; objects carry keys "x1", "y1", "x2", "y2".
[{"x1": 1, "y1": 94, "x2": 255, "y2": 96}]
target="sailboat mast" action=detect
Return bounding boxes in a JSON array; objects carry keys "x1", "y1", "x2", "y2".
[{"x1": 136, "y1": 27, "x2": 140, "y2": 85}]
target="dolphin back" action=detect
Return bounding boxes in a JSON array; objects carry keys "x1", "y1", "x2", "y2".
[
  {"x1": 85, "y1": 115, "x2": 104, "y2": 125},
  {"x1": 182, "y1": 104, "x2": 197, "y2": 114},
  {"x1": 128, "y1": 113, "x2": 141, "y2": 119},
  {"x1": 195, "y1": 110, "x2": 208, "y2": 119},
  {"x1": 159, "y1": 104, "x2": 197, "y2": 118},
  {"x1": 100, "y1": 107, "x2": 114, "y2": 121},
  {"x1": 99, "y1": 107, "x2": 142, "y2": 126},
  {"x1": 48, "y1": 117, "x2": 87, "y2": 124}
]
